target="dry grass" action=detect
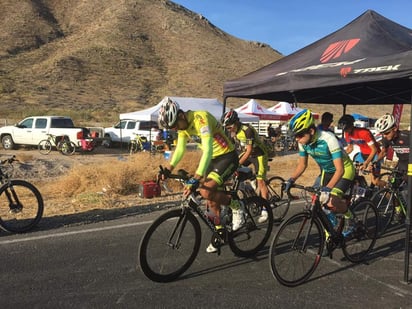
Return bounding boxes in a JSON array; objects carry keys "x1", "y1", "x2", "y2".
[{"x1": 31, "y1": 149, "x2": 319, "y2": 217}]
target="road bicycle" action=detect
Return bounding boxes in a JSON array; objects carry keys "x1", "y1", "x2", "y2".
[
  {"x1": 269, "y1": 182, "x2": 378, "y2": 287},
  {"x1": 371, "y1": 165, "x2": 407, "y2": 236},
  {"x1": 138, "y1": 165, "x2": 274, "y2": 282},
  {"x1": 128, "y1": 133, "x2": 149, "y2": 154},
  {"x1": 38, "y1": 133, "x2": 77, "y2": 155},
  {"x1": 0, "y1": 156, "x2": 44, "y2": 233},
  {"x1": 240, "y1": 174, "x2": 291, "y2": 222}
]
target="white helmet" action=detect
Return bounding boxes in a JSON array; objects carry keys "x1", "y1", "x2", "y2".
[
  {"x1": 158, "y1": 98, "x2": 180, "y2": 129},
  {"x1": 375, "y1": 114, "x2": 396, "y2": 133}
]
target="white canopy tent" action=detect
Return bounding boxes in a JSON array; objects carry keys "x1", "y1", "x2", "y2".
[
  {"x1": 235, "y1": 99, "x2": 288, "y2": 121},
  {"x1": 120, "y1": 97, "x2": 259, "y2": 123}
]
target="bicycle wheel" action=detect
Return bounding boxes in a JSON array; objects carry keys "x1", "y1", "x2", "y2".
[
  {"x1": 0, "y1": 180, "x2": 44, "y2": 233},
  {"x1": 269, "y1": 212, "x2": 323, "y2": 287},
  {"x1": 138, "y1": 209, "x2": 201, "y2": 282},
  {"x1": 342, "y1": 199, "x2": 378, "y2": 263},
  {"x1": 38, "y1": 140, "x2": 52, "y2": 155},
  {"x1": 371, "y1": 188, "x2": 395, "y2": 236},
  {"x1": 59, "y1": 141, "x2": 76, "y2": 155},
  {"x1": 228, "y1": 196, "x2": 273, "y2": 257}
]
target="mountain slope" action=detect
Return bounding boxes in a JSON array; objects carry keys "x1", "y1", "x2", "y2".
[{"x1": 0, "y1": 0, "x2": 281, "y2": 121}]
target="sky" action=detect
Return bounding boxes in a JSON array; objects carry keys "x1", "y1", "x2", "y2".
[{"x1": 172, "y1": 0, "x2": 412, "y2": 56}]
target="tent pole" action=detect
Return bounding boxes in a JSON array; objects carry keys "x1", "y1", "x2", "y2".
[
  {"x1": 404, "y1": 84, "x2": 412, "y2": 283},
  {"x1": 223, "y1": 97, "x2": 227, "y2": 117}
]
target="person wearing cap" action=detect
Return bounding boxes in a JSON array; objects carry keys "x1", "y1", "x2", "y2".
[{"x1": 338, "y1": 114, "x2": 383, "y2": 188}]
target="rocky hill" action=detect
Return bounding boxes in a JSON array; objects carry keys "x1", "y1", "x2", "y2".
[
  {"x1": 0, "y1": 0, "x2": 408, "y2": 126},
  {"x1": 0, "y1": 0, "x2": 282, "y2": 122}
]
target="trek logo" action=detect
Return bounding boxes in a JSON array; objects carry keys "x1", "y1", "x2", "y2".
[{"x1": 320, "y1": 39, "x2": 360, "y2": 63}]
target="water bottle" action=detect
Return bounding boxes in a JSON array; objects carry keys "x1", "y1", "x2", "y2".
[{"x1": 323, "y1": 207, "x2": 338, "y2": 227}]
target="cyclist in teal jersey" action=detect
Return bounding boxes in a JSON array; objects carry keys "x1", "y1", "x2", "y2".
[{"x1": 284, "y1": 109, "x2": 355, "y2": 215}]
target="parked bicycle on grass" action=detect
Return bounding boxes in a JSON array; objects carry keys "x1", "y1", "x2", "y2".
[
  {"x1": 0, "y1": 156, "x2": 44, "y2": 233},
  {"x1": 38, "y1": 133, "x2": 76, "y2": 156},
  {"x1": 138, "y1": 165, "x2": 273, "y2": 282}
]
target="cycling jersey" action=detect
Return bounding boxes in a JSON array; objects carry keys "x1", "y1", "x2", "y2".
[
  {"x1": 381, "y1": 130, "x2": 410, "y2": 172},
  {"x1": 299, "y1": 130, "x2": 353, "y2": 174},
  {"x1": 235, "y1": 124, "x2": 268, "y2": 157},
  {"x1": 171, "y1": 111, "x2": 235, "y2": 176},
  {"x1": 344, "y1": 128, "x2": 381, "y2": 156},
  {"x1": 235, "y1": 124, "x2": 268, "y2": 180}
]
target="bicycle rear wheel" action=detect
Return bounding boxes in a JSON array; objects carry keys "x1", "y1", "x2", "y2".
[
  {"x1": 269, "y1": 212, "x2": 323, "y2": 287},
  {"x1": 371, "y1": 188, "x2": 395, "y2": 236},
  {"x1": 59, "y1": 141, "x2": 76, "y2": 155},
  {"x1": 138, "y1": 209, "x2": 201, "y2": 282},
  {"x1": 342, "y1": 199, "x2": 378, "y2": 263},
  {"x1": 228, "y1": 196, "x2": 273, "y2": 257},
  {"x1": 38, "y1": 140, "x2": 52, "y2": 155},
  {"x1": 0, "y1": 180, "x2": 44, "y2": 233}
]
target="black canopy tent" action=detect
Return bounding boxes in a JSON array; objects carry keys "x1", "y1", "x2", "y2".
[{"x1": 223, "y1": 10, "x2": 412, "y2": 281}]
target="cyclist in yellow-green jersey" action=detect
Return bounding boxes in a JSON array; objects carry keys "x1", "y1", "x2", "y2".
[{"x1": 158, "y1": 98, "x2": 245, "y2": 253}]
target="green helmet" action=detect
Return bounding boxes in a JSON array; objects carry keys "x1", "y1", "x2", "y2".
[{"x1": 289, "y1": 109, "x2": 314, "y2": 134}]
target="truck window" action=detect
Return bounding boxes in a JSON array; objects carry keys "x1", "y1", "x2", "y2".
[
  {"x1": 140, "y1": 121, "x2": 158, "y2": 130},
  {"x1": 19, "y1": 118, "x2": 34, "y2": 129},
  {"x1": 114, "y1": 120, "x2": 128, "y2": 129},
  {"x1": 126, "y1": 121, "x2": 136, "y2": 130},
  {"x1": 35, "y1": 118, "x2": 48, "y2": 129},
  {"x1": 50, "y1": 118, "x2": 75, "y2": 128}
]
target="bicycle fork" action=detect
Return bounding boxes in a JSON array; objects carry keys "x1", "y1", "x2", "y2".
[{"x1": 5, "y1": 185, "x2": 23, "y2": 214}]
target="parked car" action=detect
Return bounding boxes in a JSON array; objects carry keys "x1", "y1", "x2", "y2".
[{"x1": 0, "y1": 116, "x2": 89, "y2": 150}]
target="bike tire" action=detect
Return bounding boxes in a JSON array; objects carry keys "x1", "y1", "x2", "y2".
[
  {"x1": 59, "y1": 141, "x2": 76, "y2": 156},
  {"x1": 266, "y1": 176, "x2": 292, "y2": 222},
  {"x1": 342, "y1": 199, "x2": 378, "y2": 263},
  {"x1": 228, "y1": 196, "x2": 273, "y2": 257},
  {"x1": 0, "y1": 180, "x2": 44, "y2": 233},
  {"x1": 38, "y1": 140, "x2": 52, "y2": 155},
  {"x1": 138, "y1": 209, "x2": 201, "y2": 282},
  {"x1": 269, "y1": 212, "x2": 323, "y2": 287},
  {"x1": 371, "y1": 188, "x2": 395, "y2": 236}
]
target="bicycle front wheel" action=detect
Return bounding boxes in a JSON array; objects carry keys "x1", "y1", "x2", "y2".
[
  {"x1": 38, "y1": 140, "x2": 52, "y2": 155},
  {"x1": 59, "y1": 141, "x2": 76, "y2": 155},
  {"x1": 0, "y1": 180, "x2": 44, "y2": 233},
  {"x1": 228, "y1": 196, "x2": 273, "y2": 257},
  {"x1": 342, "y1": 199, "x2": 378, "y2": 263},
  {"x1": 371, "y1": 188, "x2": 395, "y2": 236},
  {"x1": 138, "y1": 209, "x2": 201, "y2": 282},
  {"x1": 269, "y1": 212, "x2": 323, "y2": 287}
]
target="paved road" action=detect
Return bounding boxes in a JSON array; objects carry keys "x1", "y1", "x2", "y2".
[{"x1": 1, "y1": 202, "x2": 411, "y2": 308}]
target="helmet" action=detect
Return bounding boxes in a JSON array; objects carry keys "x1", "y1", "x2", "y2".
[
  {"x1": 375, "y1": 114, "x2": 396, "y2": 133},
  {"x1": 289, "y1": 109, "x2": 314, "y2": 134},
  {"x1": 158, "y1": 98, "x2": 180, "y2": 129},
  {"x1": 221, "y1": 109, "x2": 239, "y2": 127},
  {"x1": 337, "y1": 114, "x2": 355, "y2": 130}
]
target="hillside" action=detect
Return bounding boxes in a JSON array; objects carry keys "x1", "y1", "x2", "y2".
[
  {"x1": 0, "y1": 0, "x2": 282, "y2": 123},
  {"x1": 0, "y1": 0, "x2": 409, "y2": 126}
]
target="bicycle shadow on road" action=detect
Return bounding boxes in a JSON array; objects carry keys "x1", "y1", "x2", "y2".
[{"x1": 0, "y1": 197, "x2": 182, "y2": 236}]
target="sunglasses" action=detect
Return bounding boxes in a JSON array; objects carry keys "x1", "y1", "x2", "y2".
[
  {"x1": 382, "y1": 129, "x2": 393, "y2": 135},
  {"x1": 295, "y1": 129, "x2": 310, "y2": 139}
]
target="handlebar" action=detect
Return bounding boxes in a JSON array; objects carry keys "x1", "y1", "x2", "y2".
[{"x1": 158, "y1": 165, "x2": 191, "y2": 182}]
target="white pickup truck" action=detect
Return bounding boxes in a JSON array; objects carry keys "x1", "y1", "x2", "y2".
[
  {"x1": 103, "y1": 119, "x2": 162, "y2": 147},
  {"x1": 0, "y1": 116, "x2": 89, "y2": 150}
]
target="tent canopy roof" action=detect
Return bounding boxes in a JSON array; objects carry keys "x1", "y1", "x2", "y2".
[
  {"x1": 120, "y1": 97, "x2": 259, "y2": 123},
  {"x1": 223, "y1": 10, "x2": 412, "y2": 105}
]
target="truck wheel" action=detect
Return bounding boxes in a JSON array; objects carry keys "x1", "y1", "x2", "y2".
[{"x1": 2, "y1": 135, "x2": 15, "y2": 150}]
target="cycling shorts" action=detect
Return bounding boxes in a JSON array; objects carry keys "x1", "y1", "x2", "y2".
[
  {"x1": 320, "y1": 164, "x2": 355, "y2": 198},
  {"x1": 205, "y1": 151, "x2": 239, "y2": 185},
  {"x1": 244, "y1": 155, "x2": 268, "y2": 180}
]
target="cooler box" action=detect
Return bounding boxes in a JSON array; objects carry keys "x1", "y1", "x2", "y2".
[{"x1": 138, "y1": 181, "x2": 161, "y2": 198}]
